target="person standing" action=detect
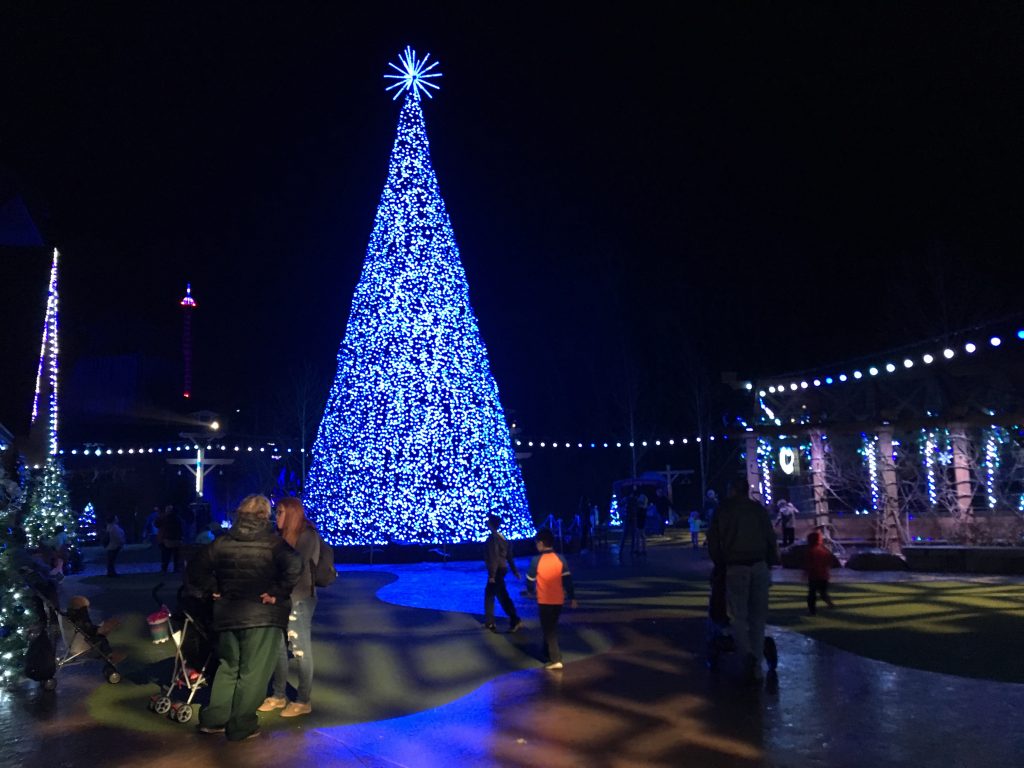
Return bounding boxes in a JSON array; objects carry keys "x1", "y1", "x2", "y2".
[
  {"x1": 480, "y1": 514, "x2": 523, "y2": 633},
  {"x1": 707, "y1": 477, "x2": 779, "y2": 685},
  {"x1": 105, "y1": 515, "x2": 126, "y2": 577},
  {"x1": 703, "y1": 489, "x2": 719, "y2": 521},
  {"x1": 688, "y1": 511, "x2": 702, "y2": 550},
  {"x1": 144, "y1": 506, "x2": 160, "y2": 547},
  {"x1": 526, "y1": 528, "x2": 577, "y2": 670},
  {"x1": 156, "y1": 505, "x2": 184, "y2": 574},
  {"x1": 260, "y1": 497, "x2": 322, "y2": 718},
  {"x1": 618, "y1": 486, "x2": 638, "y2": 562},
  {"x1": 192, "y1": 494, "x2": 301, "y2": 741},
  {"x1": 633, "y1": 493, "x2": 648, "y2": 556},
  {"x1": 776, "y1": 500, "x2": 797, "y2": 547}
]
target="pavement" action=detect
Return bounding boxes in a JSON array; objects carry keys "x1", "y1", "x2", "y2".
[{"x1": 1, "y1": 537, "x2": 1022, "y2": 767}]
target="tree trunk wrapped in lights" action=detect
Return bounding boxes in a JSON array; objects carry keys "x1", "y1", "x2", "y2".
[{"x1": 304, "y1": 48, "x2": 532, "y2": 546}]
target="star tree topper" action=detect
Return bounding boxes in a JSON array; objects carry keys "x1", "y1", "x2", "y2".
[{"x1": 384, "y1": 46, "x2": 442, "y2": 100}]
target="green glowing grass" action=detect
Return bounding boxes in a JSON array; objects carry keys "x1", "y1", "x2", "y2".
[{"x1": 766, "y1": 580, "x2": 1024, "y2": 683}]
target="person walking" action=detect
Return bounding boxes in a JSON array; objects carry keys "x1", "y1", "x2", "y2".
[
  {"x1": 193, "y1": 494, "x2": 300, "y2": 741},
  {"x1": 104, "y1": 515, "x2": 126, "y2": 577},
  {"x1": 481, "y1": 514, "x2": 523, "y2": 633},
  {"x1": 526, "y1": 528, "x2": 577, "y2": 670},
  {"x1": 707, "y1": 477, "x2": 779, "y2": 685},
  {"x1": 804, "y1": 531, "x2": 835, "y2": 615},
  {"x1": 259, "y1": 497, "x2": 322, "y2": 718}
]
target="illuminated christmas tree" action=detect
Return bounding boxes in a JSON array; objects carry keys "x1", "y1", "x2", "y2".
[
  {"x1": 0, "y1": 464, "x2": 31, "y2": 685},
  {"x1": 78, "y1": 502, "x2": 98, "y2": 543},
  {"x1": 23, "y1": 248, "x2": 76, "y2": 550},
  {"x1": 304, "y1": 48, "x2": 533, "y2": 545}
]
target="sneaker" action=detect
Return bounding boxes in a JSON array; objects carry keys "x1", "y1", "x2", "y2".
[
  {"x1": 544, "y1": 661, "x2": 563, "y2": 670},
  {"x1": 281, "y1": 701, "x2": 312, "y2": 718},
  {"x1": 257, "y1": 696, "x2": 287, "y2": 712},
  {"x1": 508, "y1": 618, "x2": 523, "y2": 633},
  {"x1": 482, "y1": 623, "x2": 497, "y2": 633},
  {"x1": 243, "y1": 728, "x2": 262, "y2": 740},
  {"x1": 197, "y1": 725, "x2": 225, "y2": 734}
]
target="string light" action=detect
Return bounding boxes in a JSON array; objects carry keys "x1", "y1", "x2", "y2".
[
  {"x1": 303, "y1": 50, "x2": 531, "y2": 546},
  {"x1": 923, "y1": 431, "x2": 938, "y2": 506},
  {"x1": 862, "y1": 434, "x2": 880, "y2": 511},
  {"x1": 985, "y1": 429, "x2": 1004, "y2": 509},
  {"x1": 757, "y1": 438, "x2": 773, "y2": 505},
  {"x1": 31, "y1": 248, "x2": 61, "y2": 455},
  {"x1": 755, "y1": 324, "x2": 1022, "y2": 395}
]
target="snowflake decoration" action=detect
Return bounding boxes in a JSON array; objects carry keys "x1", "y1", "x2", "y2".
[{"x1": 384, "y1": 46, "x2": 442, "y2": 100}]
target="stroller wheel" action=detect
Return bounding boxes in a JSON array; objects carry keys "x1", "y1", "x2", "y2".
[
  {"x1": 42, "y1": 678, "x2": 57, "y2": 691},
  {"x1": 154, "y1": 696, "x2": 172, "y2": 715},
  {"x1": 106, "y1": 670, "x2": 122, "y2": 684},
  {"x1": 174, "y1": 704, "x2": 194, "y2": 723}
]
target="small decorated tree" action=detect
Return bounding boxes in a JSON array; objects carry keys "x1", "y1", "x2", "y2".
[
  {"x1": 78, "y1": 502, "x2": 98, "y2": 543},
  {"x1": 0, "y1": 462, "x2": 31, "y2": 685},
  {"x1": 23, "y1": 456, "x2": 76, "y2": 551}
]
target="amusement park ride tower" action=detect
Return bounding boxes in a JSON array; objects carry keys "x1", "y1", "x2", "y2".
[{"x1": 179, "y1": 283, "x2": 197, "y2": 399}]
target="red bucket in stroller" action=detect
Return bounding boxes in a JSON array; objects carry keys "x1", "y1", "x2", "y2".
[{"x1": 148, "y1": 584, "x2": 216, "y2": 724}]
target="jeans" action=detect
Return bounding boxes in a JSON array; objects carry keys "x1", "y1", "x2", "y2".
[
  {"x1": 201, "y1": 626, "x2": 282, "y2": 740},
  {"x1": 538, "y1": 604, "x2": 563, "y2": 663},
  {"x1": 271, "y1": 596, "x2": 316, "y2": 703},
  {"x1": 782, "y1": 527, "x2": 795, "y2": 547},
  {"x1": 484, "y1": 569, "x2": 519, "y2": 625},
  {"x1": 106, "y1": 547, "x2": 122, "y2": 576},
  {"x1": 725, "y1": 561, "x2": 771, "y2": 674}
]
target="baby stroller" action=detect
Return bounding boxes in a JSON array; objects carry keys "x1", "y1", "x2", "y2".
[
  {"x1": 148, "y1": 584, "x2": 215, "y2": 724},
  {"x1": 23, "y1": 578, "x2": 122, "y2": 690},
  {"x1": 706, "y1": 565, "x2": 778, "y2": 674}
]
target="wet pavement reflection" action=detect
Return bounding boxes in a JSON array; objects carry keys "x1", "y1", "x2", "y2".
[{"x1": 1, "y1": 540, "x2": 1022, "y2": 767}]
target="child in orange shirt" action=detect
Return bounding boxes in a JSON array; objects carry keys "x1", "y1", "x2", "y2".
[
  {"x1": 805, "y1": 531, "x2": 835, "y2": 615},
  {"x1": 526, "y1": 529, "x2": 577, "y2": 670}
]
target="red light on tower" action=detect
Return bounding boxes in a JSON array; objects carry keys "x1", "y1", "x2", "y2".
[{"x1": 180, "y1": 283, "x2": 197, "y2": 398}]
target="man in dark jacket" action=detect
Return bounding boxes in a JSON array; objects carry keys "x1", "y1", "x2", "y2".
[
  {"x1": 707, "y1": 477, "x2": 779, "y2": 684},
  {"x1": 483, "y1": 514, "x2": 522, "y2": 633},
  {"x1": 192, "y1": 494, "x2": 301, "y2": 740}
]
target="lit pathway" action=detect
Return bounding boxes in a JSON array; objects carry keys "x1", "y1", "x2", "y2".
[{"x1": 1, "y1": 544, "x2": 1022, "y2": 767}]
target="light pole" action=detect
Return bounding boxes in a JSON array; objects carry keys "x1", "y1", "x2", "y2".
[{"x1": 166, "y1": 421, "x2": 233, "y2": 499}]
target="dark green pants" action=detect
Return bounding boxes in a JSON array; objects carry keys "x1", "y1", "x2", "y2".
[{"x1": 200, "y1": 626, "x2": 283, "y2": 740}]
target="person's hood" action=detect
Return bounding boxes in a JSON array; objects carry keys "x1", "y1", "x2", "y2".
[{"x1": 230, "y1": 514, "x2": 271, "y2": 541}]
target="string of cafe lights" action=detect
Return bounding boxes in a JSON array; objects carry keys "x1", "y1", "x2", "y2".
[
  {"x1": 749, "y1": 327, "x2": 1024, "y2": 399},
  {"x1": 59, "y1": 433, "x2": 739, "y2": 457},
  {"x1": 58, "y1": 325, "x2": 1024, "y2": 458},
  {"x1": 59, "y1": 443, "x2": 305, "y2": 458}
]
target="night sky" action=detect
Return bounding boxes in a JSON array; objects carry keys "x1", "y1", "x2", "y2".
[{"x1": 2, "y1": 3, "x2": 1022, "y2": 445}]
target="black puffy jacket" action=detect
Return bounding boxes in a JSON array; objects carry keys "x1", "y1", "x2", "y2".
[{"x1": 191, "y1": 514, "x2": 301, "y2": 631}]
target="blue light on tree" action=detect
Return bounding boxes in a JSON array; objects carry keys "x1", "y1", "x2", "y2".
[{"x1": 303, "y1": 48, "x2": 533, "y2": 546}]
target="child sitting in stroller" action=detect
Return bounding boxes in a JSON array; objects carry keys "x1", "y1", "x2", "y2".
[{"x1": 66, "y1": 595, "x2": 123, "y2": 659}]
